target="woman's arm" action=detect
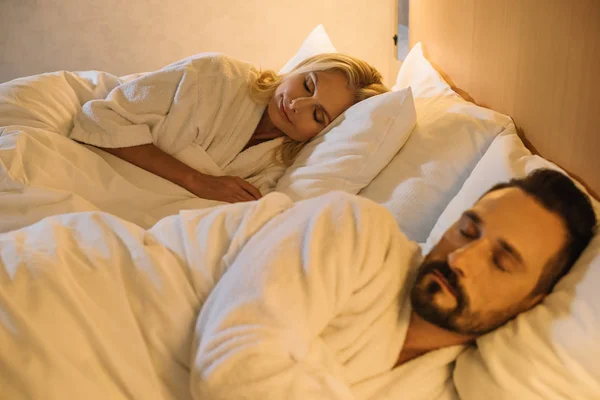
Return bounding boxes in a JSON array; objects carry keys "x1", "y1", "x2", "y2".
[
  {"x1": 104, "y1": 144, "x2": 195, "y2": 188},
  {"x1": 70, "y1": 65, "x2": 199, "y2": 154},
  {"x1": 102, "y1": 144, "x2": 262, "y2": 203}
]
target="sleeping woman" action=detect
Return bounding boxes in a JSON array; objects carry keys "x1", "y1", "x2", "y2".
[{"x1": 69, "y1": 53, "x2": 388, "y2": 203}]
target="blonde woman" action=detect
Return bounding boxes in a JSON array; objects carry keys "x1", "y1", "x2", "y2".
[{"x1": 70, "y1": 53, "x2": 388, "y2": 203}]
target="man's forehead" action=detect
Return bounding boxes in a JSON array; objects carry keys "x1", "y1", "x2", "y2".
[
  {"x1": 475, "y1": 187, "x2": 539, "y2": 214},
  {"x1": 470, "y1": 187, "x2": 567, "y2": 269}
]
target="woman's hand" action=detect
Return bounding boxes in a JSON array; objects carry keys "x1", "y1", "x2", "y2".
[
  {"x1": 100, "y1": 144, "x2": 262, "y2": 203},
  {"x1": 185, "y1": 172, "x2": 263, "y2": 203}
]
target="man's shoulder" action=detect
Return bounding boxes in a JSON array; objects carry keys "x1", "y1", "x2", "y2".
[
  {"x1": 296, "y1": 191, "x2": 417, "y2": 247},
  {"x1": 304, "y1": 191, "x2": 400, "y2": 222}
]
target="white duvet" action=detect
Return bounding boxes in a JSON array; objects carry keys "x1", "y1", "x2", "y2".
[
  {"x1": 0, "y1": 192, "x2": 461, "y2": 400},
  {"x1": 0, "y1": 126, "x2": 224, "y2": 232}
]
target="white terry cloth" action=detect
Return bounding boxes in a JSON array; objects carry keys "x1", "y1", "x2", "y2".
[
  {"x1": 69, "y1": 52, "x2": 286, "y2": 193},
  {"x1": 0, "y1": 192, "x2": 462, "y2": 399},
  {"x1": 191, "y1": 192, "x2": 462, "y2": 400}
]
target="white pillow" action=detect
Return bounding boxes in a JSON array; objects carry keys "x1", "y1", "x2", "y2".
[
  {"x1": 275, "y1": 87, "x2": 416, "y2": 200},
  {"x1": 359, "y1": 43, "x2": 514, "y2": 242},
  {"x1": 278, "y1": 25, "x2": 337, "y2": 74},
  {"x1": 425, "y1": 131, "x2": 600, "y2": 399}
]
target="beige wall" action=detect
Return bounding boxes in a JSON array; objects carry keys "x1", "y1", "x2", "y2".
[
  {"x1": 409, "y1": 0, "x2": 600, "y2": 196},
  {"x1": 0, "y1": 0, "x2": 398, "y2": 86}
]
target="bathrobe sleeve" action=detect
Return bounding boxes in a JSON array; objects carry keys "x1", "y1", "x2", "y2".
[
  {"x1": 69, "y1": 53, "x2": 254, "y2": 155},
  {"x1": 190, "y1": 192, "x2": 406, "y2": 400},
  {"x1": 69, "y1": 59, "x2": 199, "y2": 154}
]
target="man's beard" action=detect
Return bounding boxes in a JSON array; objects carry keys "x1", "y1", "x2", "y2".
[
  {"x1": 410, "y1": 259, "x2": 470, "y2": 333},
  {"x1": 410, "y1": 259, "x2": 511, "y2": 336}
]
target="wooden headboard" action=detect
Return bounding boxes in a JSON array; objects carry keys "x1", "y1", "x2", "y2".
[{"x1": 408, "y1": 0, "x2": 600, "y2": 199}]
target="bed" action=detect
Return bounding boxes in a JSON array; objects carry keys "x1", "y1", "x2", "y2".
[{"x1": 1, "y1": 1, "x2": 599, "y2": 399}]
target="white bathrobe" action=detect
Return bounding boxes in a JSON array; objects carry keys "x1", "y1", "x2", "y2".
[
  {"x1": 191, "y1": 192, "x2": 464, "y2": 400},
  {"x1": 69, "y1": 53, "x2": 286, "y2": 193},
  {"x1": 0, "y1": 192, "x2": 462, "y2": 399}
]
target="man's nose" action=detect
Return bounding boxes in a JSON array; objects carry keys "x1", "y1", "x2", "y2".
[{"x1": 447, "y1": 238, "x2": 491, "y2": 278}]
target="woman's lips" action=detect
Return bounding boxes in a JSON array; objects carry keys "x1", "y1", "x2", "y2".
[
  {"x1": 432, "y1": 270, "x2": 458, "y2": 298},
  {"x1": 280, "y1": 98, "x2": 292, "y2": 123}
]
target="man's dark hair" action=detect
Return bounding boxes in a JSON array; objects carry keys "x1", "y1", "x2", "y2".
[{"x1": 484, "y1": 168, "x2": 597, "y2": 296}]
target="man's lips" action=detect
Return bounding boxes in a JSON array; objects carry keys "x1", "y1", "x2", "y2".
[
  {"x1": 280, "y1": 98, "x2": 292, "y2": 123},
  {"x1": 432, "y1": 270, "x2": 458, "y2": 298}
]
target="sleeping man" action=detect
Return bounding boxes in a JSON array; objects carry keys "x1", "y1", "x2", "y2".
[{"x1": 0, "y1": 168, "x2": 596, "y2": 400}]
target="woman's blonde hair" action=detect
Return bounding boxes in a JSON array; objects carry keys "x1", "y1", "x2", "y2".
[{"x1": 250, "y1": 53, "x2": 389, "y2": 165}]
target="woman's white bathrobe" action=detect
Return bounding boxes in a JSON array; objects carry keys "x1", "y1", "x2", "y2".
[{"x1": 69, "y1": 53, "x2": 286, "y2": 193}]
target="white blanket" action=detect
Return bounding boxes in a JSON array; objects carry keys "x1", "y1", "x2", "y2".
[
  {"x1": 0, "y1": 126, "x2": 223, "y2": 232},
  {"x1": 0, "y1": 192, "x2": 461, "y2": 400}
]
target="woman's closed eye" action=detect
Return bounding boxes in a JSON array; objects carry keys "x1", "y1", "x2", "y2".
[
  {"x1": 313, "y1": 108, "x2": 325, "y2": 125},
  {"x1": 304, "y1": 76, "x2": 313, "y2": 94}
]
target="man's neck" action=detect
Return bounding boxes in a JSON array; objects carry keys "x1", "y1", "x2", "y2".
[{"x1": 396, "y1": 311, "x2": 475, "y2": 367}]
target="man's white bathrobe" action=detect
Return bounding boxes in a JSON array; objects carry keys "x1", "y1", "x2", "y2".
[
  {"x1": 69, "y1": 53, "x2": 286, "y2": 193},
  {"x1": 0, "y1": 192, "x2": 463, "y2": 399}
]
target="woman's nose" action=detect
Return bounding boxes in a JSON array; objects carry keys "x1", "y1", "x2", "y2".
[{"x1": 290, "y1": 97, "x2": 314, "y2": 113}]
